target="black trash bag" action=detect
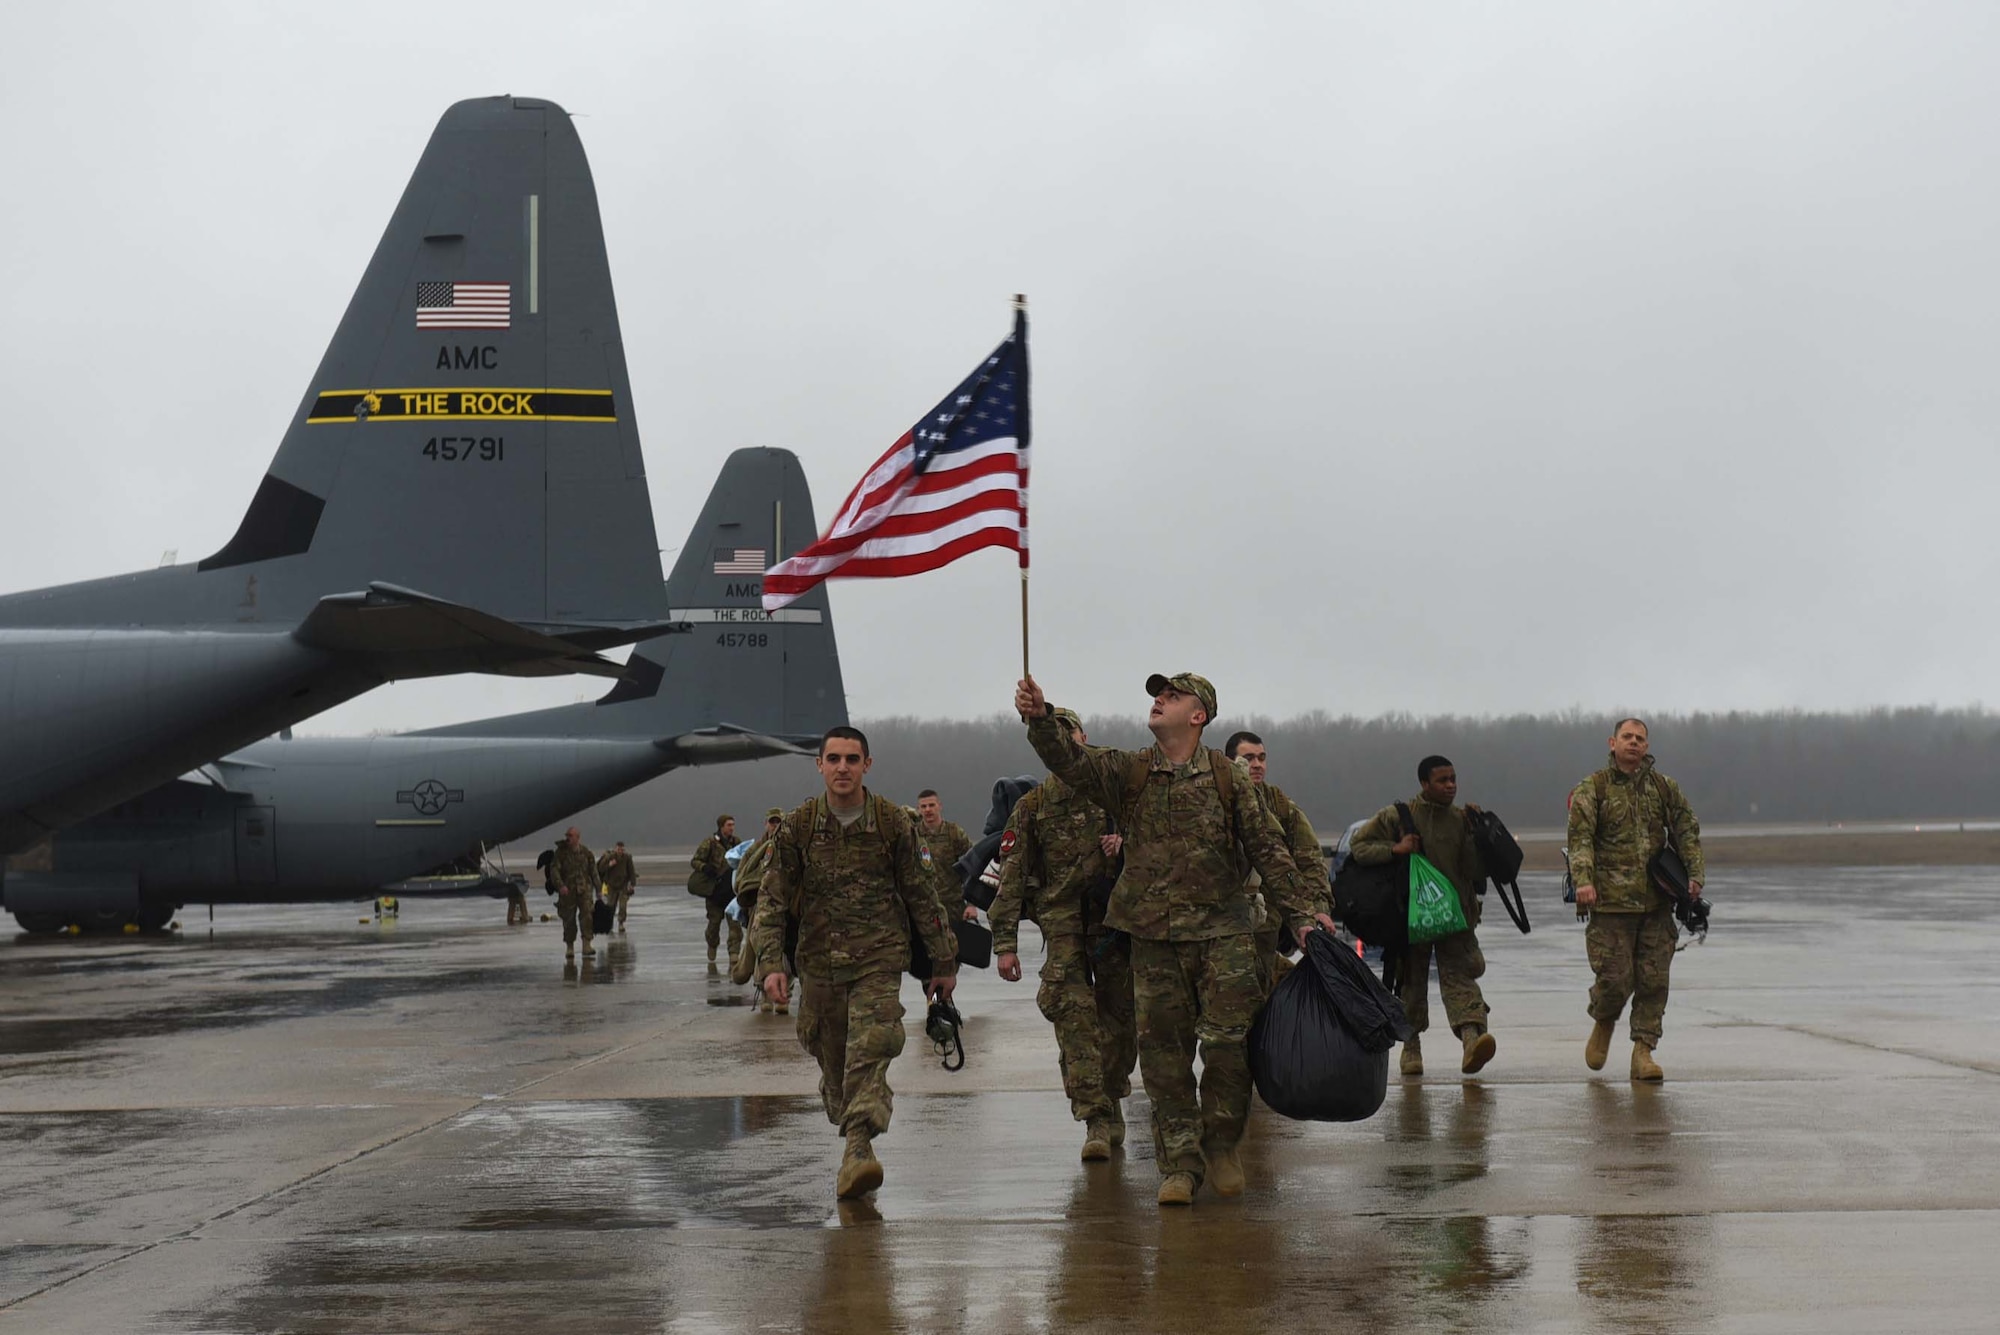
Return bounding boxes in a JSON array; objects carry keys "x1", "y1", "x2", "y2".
[
  {"x1": 1250, "y1": 930, "x2": 1415, "y2": 1123},
  {"x1": 957, "y1": 775, "x2": 1040, "y2": 909},
  {"x1": 590, "y1": 898, "x2": 614, "y2": 935}
]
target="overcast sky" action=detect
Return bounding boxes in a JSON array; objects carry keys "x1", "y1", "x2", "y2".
[{"x1": 4, "y1": 2, "x2": 1997, "y2": 734}]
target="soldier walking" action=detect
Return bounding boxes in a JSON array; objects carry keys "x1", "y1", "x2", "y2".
[
  {"x1": 1350, "y1": 756, "x2": 1495, "y2": 1077},
  {"x1": 690, "y1": 815, "x2": 740, "y2": 965},
  {"x1": 549, "y1": 826, "x2": 599, "y2": 960},
  {"x1": 598, "y1": 840, "x2": 637, "y2": 931},
  {"x1": 731, "y1": 809, "x2": 787, "y2": 1010},
  {"x1": 1015, "y1": 672, "x2": 1331, "y2": 1206},
  {"x1": 1223, "y1": 731, "x2": 1332, "y2": 995},
  {"x1": 914, "y1": 790, "x2": 974, "y2": 920},
  {"x1": 993, "y1": 707, "x2": 1137, "y2": 1162},
  {"x1": 753, "y1": 726, "x2": 959, "y2": 1199},
  {"x1": 1568, "y1": 718, "x2": 1705, "y2": 1082}
]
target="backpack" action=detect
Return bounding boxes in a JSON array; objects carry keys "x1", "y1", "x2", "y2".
[
  {"x1": 1330, "y1": 802, "x2": 1414, "y2": 990},
  {"x1": 1117, "y1": 748, "x2": 1237, "y2": 835},
  {"x1": 1463, "y1": 807, "x2": 1530, "y2": 934}
]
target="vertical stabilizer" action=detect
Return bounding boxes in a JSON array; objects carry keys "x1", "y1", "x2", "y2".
[{"x1": 193, "y1": 95, "x2": 661, "y2": 630}]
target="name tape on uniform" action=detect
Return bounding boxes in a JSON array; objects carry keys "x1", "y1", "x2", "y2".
[
  {"x1": 308, "y1": 388, "x2": 617, "y2": 423},
  {"x1": 669, "y1": 607, "x2": 824, "y2": 624}
]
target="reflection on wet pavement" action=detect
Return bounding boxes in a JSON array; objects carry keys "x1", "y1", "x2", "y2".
[{"x1": 1, "y1": 871, "x2": 1999, "y2": 1331}]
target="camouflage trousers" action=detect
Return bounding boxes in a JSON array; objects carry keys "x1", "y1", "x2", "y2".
[
  {"x1": 797, "y1": 969, "x2": 907, "y2": 1137},
  {"x1": 1586, "y1": 908, "x2": 1677, "y2": 1047},
  {"x1": 1036, "y1": 931, "x2": 1138, "y2": 1123},
  {"x1": 704, "y1": 896, "x2": 743, "y2": 957},
  {"x1": 607, "y1": 888, "x2": 633, "y2": 926},
  {"x1": 1400, "y1": 928, "x2": 1489, "y2": 1037},
  {"x1": 556, "y1": 891, "x2": 593, "y2": 949},
  {"x1": 1129, "y1": 933, "x2": 1260, "y2": 1183}
]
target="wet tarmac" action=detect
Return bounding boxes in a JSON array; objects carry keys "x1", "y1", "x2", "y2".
[{"x1": 2, "y1": 867, "x2": 1998, "y2": 1332}]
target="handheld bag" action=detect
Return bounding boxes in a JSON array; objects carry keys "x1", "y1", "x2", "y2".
[
  {"x1": 1330, "y1": 801, "x2": 1417, "y2": 956},
  {"x1": 1464, "y1": 807, "x2": 1531, "y2": 934},
  {"x1": 1250, "y1": 930, "x2": 1414, "y2": 1122},
  {"x1": 1407, "y1": 853, "x2": 1469, "y2": 944},
  {"x1": 590, "y1": 897, "x2": 614, "y2": 935}
]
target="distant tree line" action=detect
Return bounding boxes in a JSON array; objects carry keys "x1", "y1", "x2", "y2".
[{"x1": 512, "y1": 706, "x2": 2000, "y2": 852}]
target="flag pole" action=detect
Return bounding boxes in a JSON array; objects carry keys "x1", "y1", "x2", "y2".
[{"x1": 1014, "y1": 292, "x2": 1030, "y2": 680}]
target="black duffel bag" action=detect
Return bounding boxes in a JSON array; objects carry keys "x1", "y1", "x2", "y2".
[
  {"x1": 907, "y1": 916, "x2": 993, "y2": 979},
  {"x1": 1250, "y1": 930, "x2": 1414, "y2": 1122},
  {"x1": 1330, "y1": 802, "x2": 1415, "y2": 988},
  {"x1": 1464, "y1": 807, "x2": 1530, "y2": 934},
  {"x1": 590, "y1": 896, "x2": 614, "y2": 935}
]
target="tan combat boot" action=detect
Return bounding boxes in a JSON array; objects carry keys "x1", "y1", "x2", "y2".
[
  {"x1": 1206, "y1": 1146, "x2": 1245, "y2": 1198},
  {"x1": 1105, "y1": 1102, "x2": 1126, "y2": 1147},
  {"x1": 1400, "y1": 1035, "x2": 1424, "y2": 1077},
  {"x1": 1585, "y1": 1019, "x2": 1616, "y2": 1070},
  {"x1": 1460, "y1": 1026, "x2": 1497, "y2": 1075},
  {"x1": 1081, "y1": 1121, "x2": 1113, "y2": 1162},
  {"x1": 1631, "y1": 1041, "x2": 1664, "y2": 1082},
  {"x1": 1157, "y1": 1172, "x2": 1196, "y2": 1206},
  {"x1": 836, "y1": 1128, "x2": 884, "y2": 1199}
]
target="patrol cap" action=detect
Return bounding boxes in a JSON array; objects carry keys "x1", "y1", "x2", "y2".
[
  {"x1": 1144, "y1": 671, "x2": 1217, "y2": 722},
  {"x1": 1051, "y1": 707, "x2": 1083, "y2": 733},
  {"x1": 765, "y1": 807, "x2": 785, "y2": 821}
]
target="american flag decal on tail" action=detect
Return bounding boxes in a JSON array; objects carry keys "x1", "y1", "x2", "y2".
[
  {"x1": 416, "y1": 282, "x2": 511, "y2": 329},
  {"x1": 713, "y1": 549, "x2": 768, "y2": 575}
]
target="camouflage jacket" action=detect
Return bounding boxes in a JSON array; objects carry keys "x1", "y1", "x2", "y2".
[
  {"x1": 597, "y1": 850, "x2": 636, "y2": 892},
  {"x1": 733, "y1": 834, "x2": 777, "y2": 907},
  {"x1": 991, "y1": 776, "x2": 1119, "y2": 954},
  {"x1": 689, "y1": 835, "x2": 730, "y2": 899},
  {"x1": 1241, "y1": 782, "x2": 1332, "y2": 930},
  {"x1": 752, "y1": 790, "x2": 960, "y2": 984},
  {"x1": 1026, "y1": 708, "x2": 1309, "y2": 942},
  {"x1": 916, "y1": 819, "x2": 972, "y2": 903},
  {"x1": 1567, "y1": 756, "x2": 1705, "y2": 914},
  {"x1": 1351, "y1": 794, "x2": 1486, "y2": 922},
  {"x1": 550, "y1": 843, "x2": 598, "y2": 899}
]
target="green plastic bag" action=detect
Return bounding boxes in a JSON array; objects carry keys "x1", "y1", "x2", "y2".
[{"x1": 1407, "y1": 853, "x2": 1469, "y2": 944}]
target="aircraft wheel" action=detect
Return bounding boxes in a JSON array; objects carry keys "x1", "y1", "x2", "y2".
[
  {"x1": 12, "y1": 912, "x2": 67, "y2": 935},
  {"x1": 134, "y1": 904, "x2": 175, "y2": 933}
]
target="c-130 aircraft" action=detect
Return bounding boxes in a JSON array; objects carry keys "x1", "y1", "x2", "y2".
[
  {"x1": 0, "y1": 96, "x2": 670, "y2": 874},
  {"x1": 13, "y1": 449, "x2": 845, "y2": 932}
]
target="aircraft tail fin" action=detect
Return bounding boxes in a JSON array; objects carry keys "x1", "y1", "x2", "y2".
[{"x1": 196, "y1": 96, "x2": 663, "y2": 632}]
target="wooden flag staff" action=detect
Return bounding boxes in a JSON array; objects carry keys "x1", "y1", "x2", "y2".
[{"x1": 1015, "y1": 292, "x2": 1030, "y2": 680}]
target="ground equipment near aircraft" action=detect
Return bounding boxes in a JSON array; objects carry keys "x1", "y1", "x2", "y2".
[
  {"x1": 16, "y1": 450, "x2": 846, "y2": 933},
  {"x1": 0, "y1": 96, "x2": 666, "y2": 862}
]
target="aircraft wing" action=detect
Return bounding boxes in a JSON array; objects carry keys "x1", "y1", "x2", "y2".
[{"x1": 294, "y1": 583, "x2": 674, "y2": 679}]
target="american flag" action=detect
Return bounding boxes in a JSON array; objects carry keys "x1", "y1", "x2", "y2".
[
  {"x1": 712, "y1": 548, "x2": 767, "y2": 575},
  {"x1": 762, "y1": 310, "x2": 1029, "y2": 610},
  {"x1": 416, "y1": 281, "x2": 510, "y2": 329}
]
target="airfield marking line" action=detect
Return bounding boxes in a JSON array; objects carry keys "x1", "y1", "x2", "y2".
[
  {"x1": 0, "y1": 1098, "x2": 484, "y2": 1312},
  {"x1": 1683, "y1": 1002, "x2": 2000, "y2": 1078}
]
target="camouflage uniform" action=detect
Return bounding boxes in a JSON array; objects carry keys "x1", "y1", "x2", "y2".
[
  {"x1": 917, "y1": 818, "x2": 972, "y2": 915},
  {"x1": 549, "y1": 840, "x2": 598, "y2": 952},
  {"x1": 690, "y1": 833, "x2": 740, "y2": 960},
  {"x1": 597, "y1": 848, "x2": 637, "y2": 927},
  {"x1": 1026, "y1": 708, "x2": 1314, "y2": 1187},
  {"x1": 731, "y1": 817, "x2": 782, "y2": 990},
  {"x1": 1243, "y1": 780, "x2": 1331, "y2": 996},
  {"x1": 1567, "y1": 756, "x2": 1705, "y2": 1049},
  {"x1": 1352, "y1": 795, "x2": 1490, "y2": 1038},
  {"x1": 752, "y1": 791, "x2": 958, "y2": 1139},
  {"x1": 992, "y1": 776, "x2": 1136, "y2": 1126}
]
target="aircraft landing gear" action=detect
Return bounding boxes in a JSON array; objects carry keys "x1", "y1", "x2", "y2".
[{"x1": 12, "y1": 911, "x2": 66, "y2": 935}]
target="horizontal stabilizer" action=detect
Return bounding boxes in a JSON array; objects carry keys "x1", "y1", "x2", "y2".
[
  {"x1": 656, "y1": 725, "x2": 816, "y2": 766},
  {"x1": 294, "y1": 583, "x2": 670, "y2": 679}
]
